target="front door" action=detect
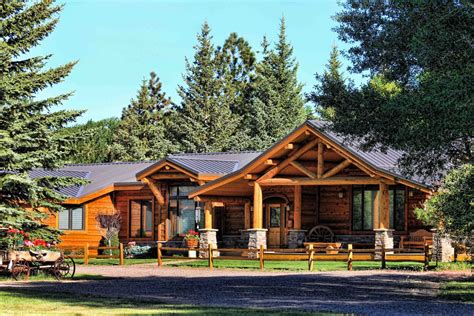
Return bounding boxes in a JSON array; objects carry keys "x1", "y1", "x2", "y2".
[{"x1": 266, "y1": 204, "x2": 285, "y2": 248}]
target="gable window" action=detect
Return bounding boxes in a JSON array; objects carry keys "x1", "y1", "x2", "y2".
[
  {"x1": 169, "y1": 186, "x2": 204, "y2": 237},
  {"x1": 129, "y1": 200, "x2": 153, "y2": 238},
  {"x1": 58, "y1": 206, "x2": 84, "y2": 230},
  {"x1": 352, "y1": 186, "x2": 406, "y2": 231}
]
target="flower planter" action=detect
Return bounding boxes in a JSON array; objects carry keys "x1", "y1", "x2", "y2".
[{"x1": 185, "y1": 239, "x2": 199, "y2": 249}]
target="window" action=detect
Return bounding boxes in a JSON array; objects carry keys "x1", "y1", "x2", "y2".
[
  {"x1": 352, "y1": 186, "x2": 406, "y2": 231},
  {"x1": 169, "y1": 186, "x2": 203, "y2": 236},
  {"x1": 58, "y1": 206, "x2": 84, "y2": 230},
  {"x1": 389, "y1": 188, "x2": 406, "y2": 231},
  {"x1": 129, "y1": 200, "x2": 153, "y2": 238},
  {"x1": 352, "y1": 187, "x2": 376, "y2": 231}
]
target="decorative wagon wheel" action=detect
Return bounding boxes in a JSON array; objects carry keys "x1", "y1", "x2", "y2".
[
  {"x1": 11, "y1": 260, "x2": 30, "y2": 281},
  {"x1": 306, "y1": 225, "x2": 335, "y2": 242},
  {"x1": 52, "y1": 256, "x2": 75, "y2": 280}
]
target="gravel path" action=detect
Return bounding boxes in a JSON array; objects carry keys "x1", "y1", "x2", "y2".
[{"x1": 1, "y1": 264, "x2": 472, "y2": 315}]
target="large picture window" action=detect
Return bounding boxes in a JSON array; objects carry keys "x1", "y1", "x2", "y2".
[
  {"x1": 58, "y1": 206, "x2": 84, "y2": 230},
  {"x1": 169, "y1": 186, "x2": 203, "y2": 237},
  {"x1": 129, "y1": 200, "x2": 153, "y2": 238},
  {"x1": 352, "y1": 186, "x2": 406, "y2": 231}
]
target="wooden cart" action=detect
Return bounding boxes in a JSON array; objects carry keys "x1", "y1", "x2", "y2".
[{"x1": 0, "y1": 249, "x2": 75, "y2": 281}]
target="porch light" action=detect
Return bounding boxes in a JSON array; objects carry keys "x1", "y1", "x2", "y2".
[{"x1": 338, "y1": 189, "x2": 345, "y2": 199}]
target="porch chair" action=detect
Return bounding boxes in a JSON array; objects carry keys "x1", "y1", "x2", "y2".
[{"x1": 399, "y1": 229, "x2": 433, "y2": 250}]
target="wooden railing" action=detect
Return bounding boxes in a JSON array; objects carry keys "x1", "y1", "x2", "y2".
[
  {"x1": 59, "y1": 243, "x2": 124, "y2": 265},
  {"x1": 157, "y1": 243, "x2": 432, "y2": 271}
]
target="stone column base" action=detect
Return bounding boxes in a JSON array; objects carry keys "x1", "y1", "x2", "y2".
[
  {"x1": 433, "y1": 230, "x2": 454, "y2": 262},
  {"x1": 374, "y1": 228, "x2": 394, "y2": 260},
  {"x1": 247, "y1": 229, "x2": 267, "y2": 258},
  {"x1": 199, "y1": 229, "x2": 219, "y2": 258},
  {"x1": 288, "y1": 229, "x2": 307, "y2": 249}
]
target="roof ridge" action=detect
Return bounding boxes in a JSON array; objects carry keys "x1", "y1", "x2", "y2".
[
  {"x1": 170, "y1": 157, "x2": 239, "y2": 163},
  {"x1": 65, "y1": 161, "x2": 158, "y2": 167},
  {"x1": 170, "y1": 150, "x2": 262, "y2": 157}
]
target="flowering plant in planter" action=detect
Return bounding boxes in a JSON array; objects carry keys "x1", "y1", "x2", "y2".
[
  {"x1": 180, "y1": 229, "x2": 200, "y2": 248},
  {"x1": 5, "y1": 228, "x2": 29, "y2": 250}
]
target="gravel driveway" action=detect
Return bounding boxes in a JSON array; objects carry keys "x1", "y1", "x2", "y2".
[{"x1": 1, "y1": 264, "x2": 472, "y2": 315}]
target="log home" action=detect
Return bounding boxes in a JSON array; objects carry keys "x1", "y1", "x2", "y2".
[{"x1": 34, "y1": 120, "x2": 433, "y2": 251}]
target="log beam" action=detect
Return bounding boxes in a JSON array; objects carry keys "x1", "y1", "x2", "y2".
[
  {"x1": 317, "y1": 142, "x2": 324, "y2": 178},
  {"x1": 378, "y1": 182, "x2": 390, "y2": 229},
  {"x1": 322, "y1": 159, "x2": 352, "y2": 179},
  {"x1": 293, "y1": 185, "x2": 302, "y2": 229},
  {"x1": 290, "y1": 161, "x2": 316, "y2": 178},
  {"x1": 141, "y1": 177, "x2": 165, "y2": 205},
  {"x1": 258, "y1": 177, "x2": 394, "y2": 186},
  {"x1": 258, "y1": 138, "x2": 319, "y2": 182},
  {"x1": 150, "y1": 173, "x2": 190, "y2": 180},
  {"x1": 244, "y1": 174, "x2": 258, "y2": 180},
  {"x1": 194, "y1": 196, "x2": 251, "y2": 203},
  {"x1": 253, "y1": 182, "x2": 263, "y2": 229}
]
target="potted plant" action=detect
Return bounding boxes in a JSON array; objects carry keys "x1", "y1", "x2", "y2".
[{"x1": 181, "y1": 229, "x2": 200, "y2": 248}]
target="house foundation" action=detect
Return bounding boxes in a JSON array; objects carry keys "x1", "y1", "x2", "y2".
[
  {"x1": 288, "y1": 229, "x2": 306, "y2": 248},
  {"x1": 374, "y1": 228, "x2": 394, "y2": 260},
  {"x1": 199, "y1": 228, "x2": 218, "y2": 258},
  {"x1": 433, "y1": 231, "x2": 454, "y2": 262},
  {"x1": 248, "y1": 228, "x2": 267, "y2": 258}
]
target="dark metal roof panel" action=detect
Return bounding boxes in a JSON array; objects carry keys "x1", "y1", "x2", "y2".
[{"x1": 168, "y1": 157, "x2": 239, "y2": 175}]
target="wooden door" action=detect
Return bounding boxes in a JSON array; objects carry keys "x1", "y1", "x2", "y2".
[{"x1": 266, "y1": 204, "x2": 283, "y2": 248}]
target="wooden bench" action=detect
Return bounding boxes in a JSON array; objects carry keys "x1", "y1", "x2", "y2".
[
  {"x1": 400, "y1": 229, "x2": 433, "y2": 250},
  {"x1": 303, "y1": 242, "x2": 342, "y2": 254}
]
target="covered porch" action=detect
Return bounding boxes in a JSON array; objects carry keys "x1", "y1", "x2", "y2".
[{"x1": 189, "y1": 122, "x2": 430, "y2": 252}]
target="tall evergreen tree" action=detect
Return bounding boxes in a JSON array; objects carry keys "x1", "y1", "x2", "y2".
[
  {"x1": 0, "y1": 0, "x2": 84, "y2": 241},
  {"x1": 172, "y1": 22, "x2": 243, "y2": 153},
  {"x1": 110, "y1": 72, "x2": 176, "y2": 161},
  {"x1": 65, "y1": 118, "x2": 120, "y2": 163},
  {"x1": 246, "y1": 18, "x2": 306, "y2": 150},
  {"x1": 310, "y1": 0, "x2": 473, "y2": 180}
]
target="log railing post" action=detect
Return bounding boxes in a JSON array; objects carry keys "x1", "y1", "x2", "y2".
[
  {"x1": 157, "y1": 242, "x2": 163, "y2": 267},
  {"x1": 347, "y1": 244, "x2": 353, "y2": 271},
  {"x1": 208, "y1": 244, "x2": 213, "y2": 270},
  {"x1": 381, "y1": 243, "x2": 386, "y2": 269},
  {"x1": 119, "y1": 243, "x2": 124, "y2": 265},
  {"x1": 424, "y1": 242, "x2": 429, "y2": 270},
  {"x1": 84, "y1": 243, "x2": 89, "y2": 265},
  {"x1": 259, "y1": 245, "x2": 264, "y2": 271},
  {"x1": 308, "y1": 244, "x2": 314, "y2": 271}
]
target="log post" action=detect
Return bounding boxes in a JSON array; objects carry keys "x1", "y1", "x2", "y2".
[
  {"x1": 259, "y1": 245, "x2": 264, "y2": 271},
  {"x1": 119, "y1": 243, "x2": 124, "y2": 265},
  {"x1": 204, "y1": 201, "x2": 212, "y2": 229},
  {"x1": 379, "y1": 182, "x2": 390, "y2": 229},
  {"x1": 84, "y1": 243, "x2": 89, "y2": 265},
  {"x1": 317, "y1": 142, "x2": 324, "y2": 178},
  {"x1": 293, "y1": 185, "x2": 302, "y2": 229},
  {"x1": 208, "y1": 243, "x2": 213, "y2": 271},
  {"x1": 157, "y1": 242, "x2": 163, "y2": 267},
  {"x1": 308, "y1": 244, "x2": 314, "y2": 271},
  {"x1": 253, "y1": 182, "x2": 263, "y2": 229},
  {"x1": 244, "y1": 202, "x2": 251, "y2": 229},
  {"x1": 347, "y1": 244, "x2": 353, "y2": 271}
]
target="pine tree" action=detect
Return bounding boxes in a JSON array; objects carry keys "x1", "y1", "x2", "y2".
[
  {"x1": 308, "y1": 44, "x2": 349, "y2": 120},
  {"x1": 172, "y1": 22, "x2": 243, "y2": 153},
  {"x1": 110, "y1": 72, "x2": 176, "y2": 161},
  {"x1": 65, "y1": 118, "x2": 120, "y2": 163},
  {"x1": 0, "y1": 0, "x2": 84, "y2": 242},
  {"x1": 246, "y1": 18, "x2": 306, "y2": 149}
]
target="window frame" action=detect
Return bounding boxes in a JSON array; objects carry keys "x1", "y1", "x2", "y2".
[
  {"x1": 128, "y1": 199, "x2": 153, "y2": 238},
  {"x1": 389, "y1": 186, "x2": 406, "y2": 232},
  {"x1": 168, "y1": 185, "x2": 203, "y2": 236},
  {"x1": 58, "y1": 205, "x2": 85, "y2": 231},
  {"x1": 351, "y1": 186, "x2": 377, "y2": 231}
]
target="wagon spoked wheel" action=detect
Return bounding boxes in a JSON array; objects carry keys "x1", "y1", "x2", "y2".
[
  {"x1": 53, "y1": 256, "x2": 75, "y2": 280},
  {"x1": 307, "y1": 225, "x2": 335, "y2": 242},
  {"x1": 11, "y1": 260, "x2": 30, "y2": 281}
]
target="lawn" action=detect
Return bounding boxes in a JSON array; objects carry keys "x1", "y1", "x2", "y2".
[
  {"x1": 0, "y1": 290, "x2": 324, "y2": 315},
  {"x1": 439, "y1": 277, "x2": 474, "y2": 303}
]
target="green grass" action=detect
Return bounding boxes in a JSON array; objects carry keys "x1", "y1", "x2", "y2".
[
  {"x1": 439, "y1": 277, "x2": 474, "y2": 302},
  {"x1": 167, "y1": 259, "x2": 428, "y2": 271},
  {"x1": 0, "y1": 290, "x2": 328, "y2": 315},
  {"x1": 74, "y1": 258, "x2": 158, "y2": 265}
]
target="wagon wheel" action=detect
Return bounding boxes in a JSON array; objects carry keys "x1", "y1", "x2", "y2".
[
  {"x1": 306, "y1": 225, "x2": 335, "y2": 242},
  {"x1": 52, "y1": 256, "x2": 75, "y2": 280},
  {"x1": 11, "y1": 260, "x2": 30, "y2": 281}
]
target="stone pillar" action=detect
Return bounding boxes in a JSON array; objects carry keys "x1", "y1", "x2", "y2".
[
  {"x1": 288, "y1": 229, "x2": 306, "y2": 248},
  {"x1": 374, "y1": 228, "x2": 394, "y2": 260},
  {"x1": 247, "y1": 228, "x2": 267, "y2": 258},
  {"x1": 433, "y1": 231, "x2": 455, "y2": 262},
  {"x1": 199, "y1": 228, "x2": 218, "y2": 258}
]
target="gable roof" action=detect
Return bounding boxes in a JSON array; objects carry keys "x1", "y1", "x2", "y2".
[
  {"x1": 136, "y1": 151, "x2": 262, "y2": 179},
  {"x1": 189, "y1": 121, "x2": 433, "y2": 198}
]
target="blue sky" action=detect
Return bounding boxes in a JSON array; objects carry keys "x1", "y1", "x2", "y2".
[{"x1": 34, "y1": 0, "x2": 356, "y2": 124}]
